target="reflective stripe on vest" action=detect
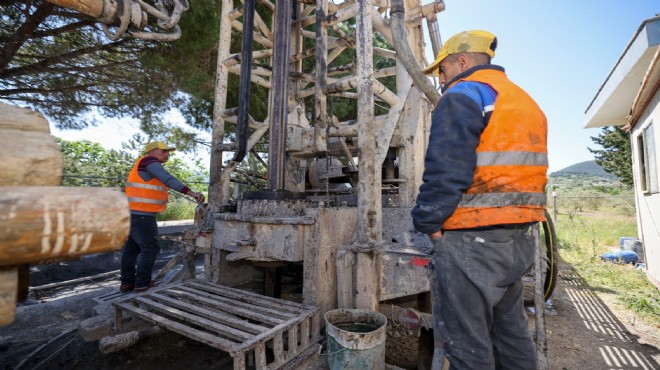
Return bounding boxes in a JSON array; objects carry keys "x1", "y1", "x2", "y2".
[
  {"x1": 442, "y1": 69, "x2": 548, "y2": 230},
  {"x1": 459, "y1": 192, "x2": 547, "y2": 208},
  {"x1": 126, "y1": 197, "x2": 167, "y2": 205},
  {"x1": 125, "y1": 156, "x2": 169, "y2": 213},
  {"x1": 125, "y1": 182, "x2": 167, "y2": 191},
  {"x1": 477, "y1": 151, "x2": 548, "y2": 167}
]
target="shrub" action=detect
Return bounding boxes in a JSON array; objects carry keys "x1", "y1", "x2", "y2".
[{"x1": 157, "y1": 196, "x2": 199, "y2": 221}]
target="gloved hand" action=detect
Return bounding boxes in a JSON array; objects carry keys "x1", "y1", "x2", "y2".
[{"x1": 188, "y1": 191, "x2": 205, "y2": 204}]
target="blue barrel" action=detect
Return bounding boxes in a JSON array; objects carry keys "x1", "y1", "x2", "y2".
[{"x1": 325, "y1": 309, "x2": 387, "y2": 370}]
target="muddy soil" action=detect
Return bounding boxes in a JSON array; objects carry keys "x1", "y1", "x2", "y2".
[{"x1": 2, "y1": 244, "x2": 659, "y2": 370}]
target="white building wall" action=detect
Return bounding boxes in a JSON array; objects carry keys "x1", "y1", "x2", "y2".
[{"x1": 631, "y1": 90, "x2": 660, "y2": 288}]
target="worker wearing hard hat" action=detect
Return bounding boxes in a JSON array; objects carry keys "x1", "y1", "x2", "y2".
[
  {"x1": 412, "y1": 30, "x2": 548, "y2": 369},
  {"x1": 120, "y1": 141, "x2": 205, "y2": 294}
]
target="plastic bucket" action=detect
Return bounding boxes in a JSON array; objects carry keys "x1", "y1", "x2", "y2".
[
  {"x1": 324, "y1": 309, "x2": 387, "y2": 370},
  {"x1": 619, "y1": 237, "x2": 636, "y2": 249},
  {"x1": 622, "y1": 239, "x2": 644, "y2": 261}
]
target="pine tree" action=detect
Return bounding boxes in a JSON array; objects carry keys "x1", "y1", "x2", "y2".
[{"x1": 588, "y1": 126, "x2": 633, "y2": 187}]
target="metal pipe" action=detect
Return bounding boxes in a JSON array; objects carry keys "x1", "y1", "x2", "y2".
[
  {"x1": 426, "y1": 13, "x2": 442, "y2": 59},
  {"x1": 266, "y1": 0, "x2": 292, "y2": 190},
  {"x1": 232, "y1": 0, "x2": 256, "y2": 163},
  {"x1": 390, "y1": 0, "x2": 440, "y2": 105}
]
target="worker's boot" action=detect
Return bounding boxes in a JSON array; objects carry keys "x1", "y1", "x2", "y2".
[
  {"x1": 119, "y1": 283, "x2": 135, "y2": 293},
  {"x1": 134, "y1": 281, "x2": 157, "y2": 293}
]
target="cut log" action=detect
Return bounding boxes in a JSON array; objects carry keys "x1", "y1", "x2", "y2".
[
  {"x1": 0, "y1": 103, "x2": 50, "y2": 133},
  {"x1": 0, "y1": 130, "x2": 63, "y2": 186},
  {"x1": 0, "y1": 187, "x2": 130, "y2": 266},
  {"x1": 0, "y1": 103, "x2": 63, "y2": 186}
]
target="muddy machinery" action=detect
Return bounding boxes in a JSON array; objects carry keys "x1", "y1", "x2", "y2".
[
  {"x1": 107, "y1": 0, "x2": 451, "y2": 367},
  {"x1": 172, "y1": 1, "x2": 557, "y2": 368}
]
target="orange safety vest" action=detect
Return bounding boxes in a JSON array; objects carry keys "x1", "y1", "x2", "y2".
[
  {"x1": 442, "y1": 69, "x2": 548, "y2": 230},
  {"x1": 125, "y1": 156, "x2": 169, "y2": 213}
]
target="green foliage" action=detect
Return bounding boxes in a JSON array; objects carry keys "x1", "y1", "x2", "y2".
[
  {"x1": 229, "y1": 152, "x2": 268, "y2": 199},
  {"x1": 162, "y1": 156, "x2": 209, "y2": 194},
  {"x1": 554, "y1": 213, "x2": 660, "y2": 324},
  {"x1": 57, "y1": 138, "x2": 133, "y2": 186},
  {"x1": 1, "y1": 1, "x2": 178, "y2": 129},
  {"x1": 58, "y1": 138, "x2": 208, "y2": 220},
  {"x1": 592, "y1": 185, "x2": 620, "y2": 195},
  {"x1": 157, "y1": 196, "x2": 198, "y2": 221},
  {"x1": 589, "y1": 127, "x2": 634, "y2": 187}
]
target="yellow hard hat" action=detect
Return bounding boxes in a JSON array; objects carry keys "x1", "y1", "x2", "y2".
[
  {"x1": 422, "y1": 30, "x2": 497, "y2": 76},
  {"x1": 144, "y1": 141, "x2": 176, "y2": 153}
]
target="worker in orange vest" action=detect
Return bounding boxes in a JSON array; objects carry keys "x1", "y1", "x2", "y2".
[
  {"x1": 120, "y1": 141, "x2": 205, "y2": 293},
  {"x1": 412, "y1": 30, "x2": 548, "y2": 369}
]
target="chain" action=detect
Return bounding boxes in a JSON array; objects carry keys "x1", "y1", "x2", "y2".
[{"x1": 103, "y1": 0, "x2": 189, "y2": 41}]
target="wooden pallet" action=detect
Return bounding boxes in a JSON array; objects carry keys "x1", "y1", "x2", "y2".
[{"x1": 113, "y1": 279, "x2": 320, "y2": 370}]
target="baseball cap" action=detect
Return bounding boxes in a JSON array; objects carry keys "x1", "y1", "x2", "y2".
[
  {"x1": 144, "y1": 141, "x2": 176, "y2": 153},
  {"x1": 422, "y1": 30, "x2": 497, "y2": 76}
]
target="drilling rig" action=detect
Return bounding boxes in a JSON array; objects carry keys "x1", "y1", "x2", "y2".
[
  {"x1": 101, "y1": 1, "x2": 450, "y2": 368},
  {"x1": 204, "y1": 0, "x2": 443, "y2": 315}
]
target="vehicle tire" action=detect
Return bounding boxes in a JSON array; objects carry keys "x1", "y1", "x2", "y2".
[{"x1": 523, "y1": 210, "x2": 559, "y2": 306}]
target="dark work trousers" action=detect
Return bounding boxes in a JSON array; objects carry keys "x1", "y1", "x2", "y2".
[
  {"x1": 120, "y1": 214, "x2": 160, "y2": 289},
  {"x1": 430, "y1": 224, "x2": 536, "y2": 370}
]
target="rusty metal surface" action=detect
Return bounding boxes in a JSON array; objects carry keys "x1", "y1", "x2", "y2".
[
  {"x1": 237, "y1": 198, "x2": 310, "y2": 218},
  {"x1": 114, "y1": 279, "x2": 320, "y2": 369},
  {"x1": 380, "y1": 245, "x2": 431, "y2": 300}
]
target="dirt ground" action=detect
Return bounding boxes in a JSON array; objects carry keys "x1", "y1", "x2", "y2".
[{"x1": 1, "y1": 245, "x2": 659, "y2": 370}]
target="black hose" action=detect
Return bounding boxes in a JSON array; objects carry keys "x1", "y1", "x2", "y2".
[
  {"x1": 232, "y1": 0, "x2": 256, "y2": 163},
  {"x1": 390, "y1": 0, "x2": 441, "y2": 105}
]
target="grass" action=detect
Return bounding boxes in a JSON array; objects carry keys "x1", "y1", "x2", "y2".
[
  {"x1": 157, "y1": 196, "x2": 200, "y2": 221},
  {"x1": 551, "y1": 207, "x2": 660, "y2": 326}
]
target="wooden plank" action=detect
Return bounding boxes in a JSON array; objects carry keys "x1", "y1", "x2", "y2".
[
  {"x1": 134, "y1": 296, "x2": 252, "y2": 342},
  {"x1": 114, "y1": 306, "x2": 124, "y2": 332},
  {"x1": 187, "y1": 280, "x2": 313, "y2": 311},
  {"x1": 233, "y1": 312, "x2": 316, "y2": 353},
  {"x1": 299, "y1": 318, "x2": 310, "y2": 348},
  {"x1": 164, "y1": 289, "x2": 285, "y2": 326},
  {"x1": 311, "y1": 313, "x2": 321, "y2": 342},
  {"x1": 116, "y1": 302, "x2": 240, "y2": 352},
  {"x1": 186, "y1": 280, "x2": 310, "y2": 313},
  {"x1": 255, "y1": 343, "x2": 267, "y2": 369},
  {"x1": 273, "y1": 333, "x2": 284, "y2": 367},
  {"x1": 287, "y1": 325, "x2": 299, "y2": 359},
  {"x1": 147, "y1": 292, "x2": 268, "y2": 334},
  {"x1": 152, "y1": 253, "x2": 181, "y2": 282},
  {"x1": 233, "y1": 352, "x2": 246, "y2": 370},
  {"x1": 178, "y1": 286, "x2": 298, "y2": 320},
  {"x1": 0, "y1": 267, "x2": 17, "y2": 326}
]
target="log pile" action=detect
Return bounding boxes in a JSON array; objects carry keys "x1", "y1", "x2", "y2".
[{"x1": 0, "y1": 102, "x2": 130, "y2": 326}]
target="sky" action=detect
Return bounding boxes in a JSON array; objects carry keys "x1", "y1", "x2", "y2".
[{"x1": 52, "y1": 0, "x2": 660, "y2": 173}]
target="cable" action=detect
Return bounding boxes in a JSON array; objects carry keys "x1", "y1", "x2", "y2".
[
  {"x1": 30, "y1": 336, "x2": 76, "y2": 370},
  {"x1": 14, "y1": 328, "x2": 77, "y2": 370}
]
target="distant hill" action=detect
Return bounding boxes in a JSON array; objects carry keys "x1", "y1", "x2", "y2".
[{"x1": 551, "y1": 161, "x2": 614, "y2": 178}]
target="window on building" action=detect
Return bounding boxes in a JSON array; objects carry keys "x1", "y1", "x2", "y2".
[{"x1": 637, "y1": 121, "x2": 658, "y2": 194}]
